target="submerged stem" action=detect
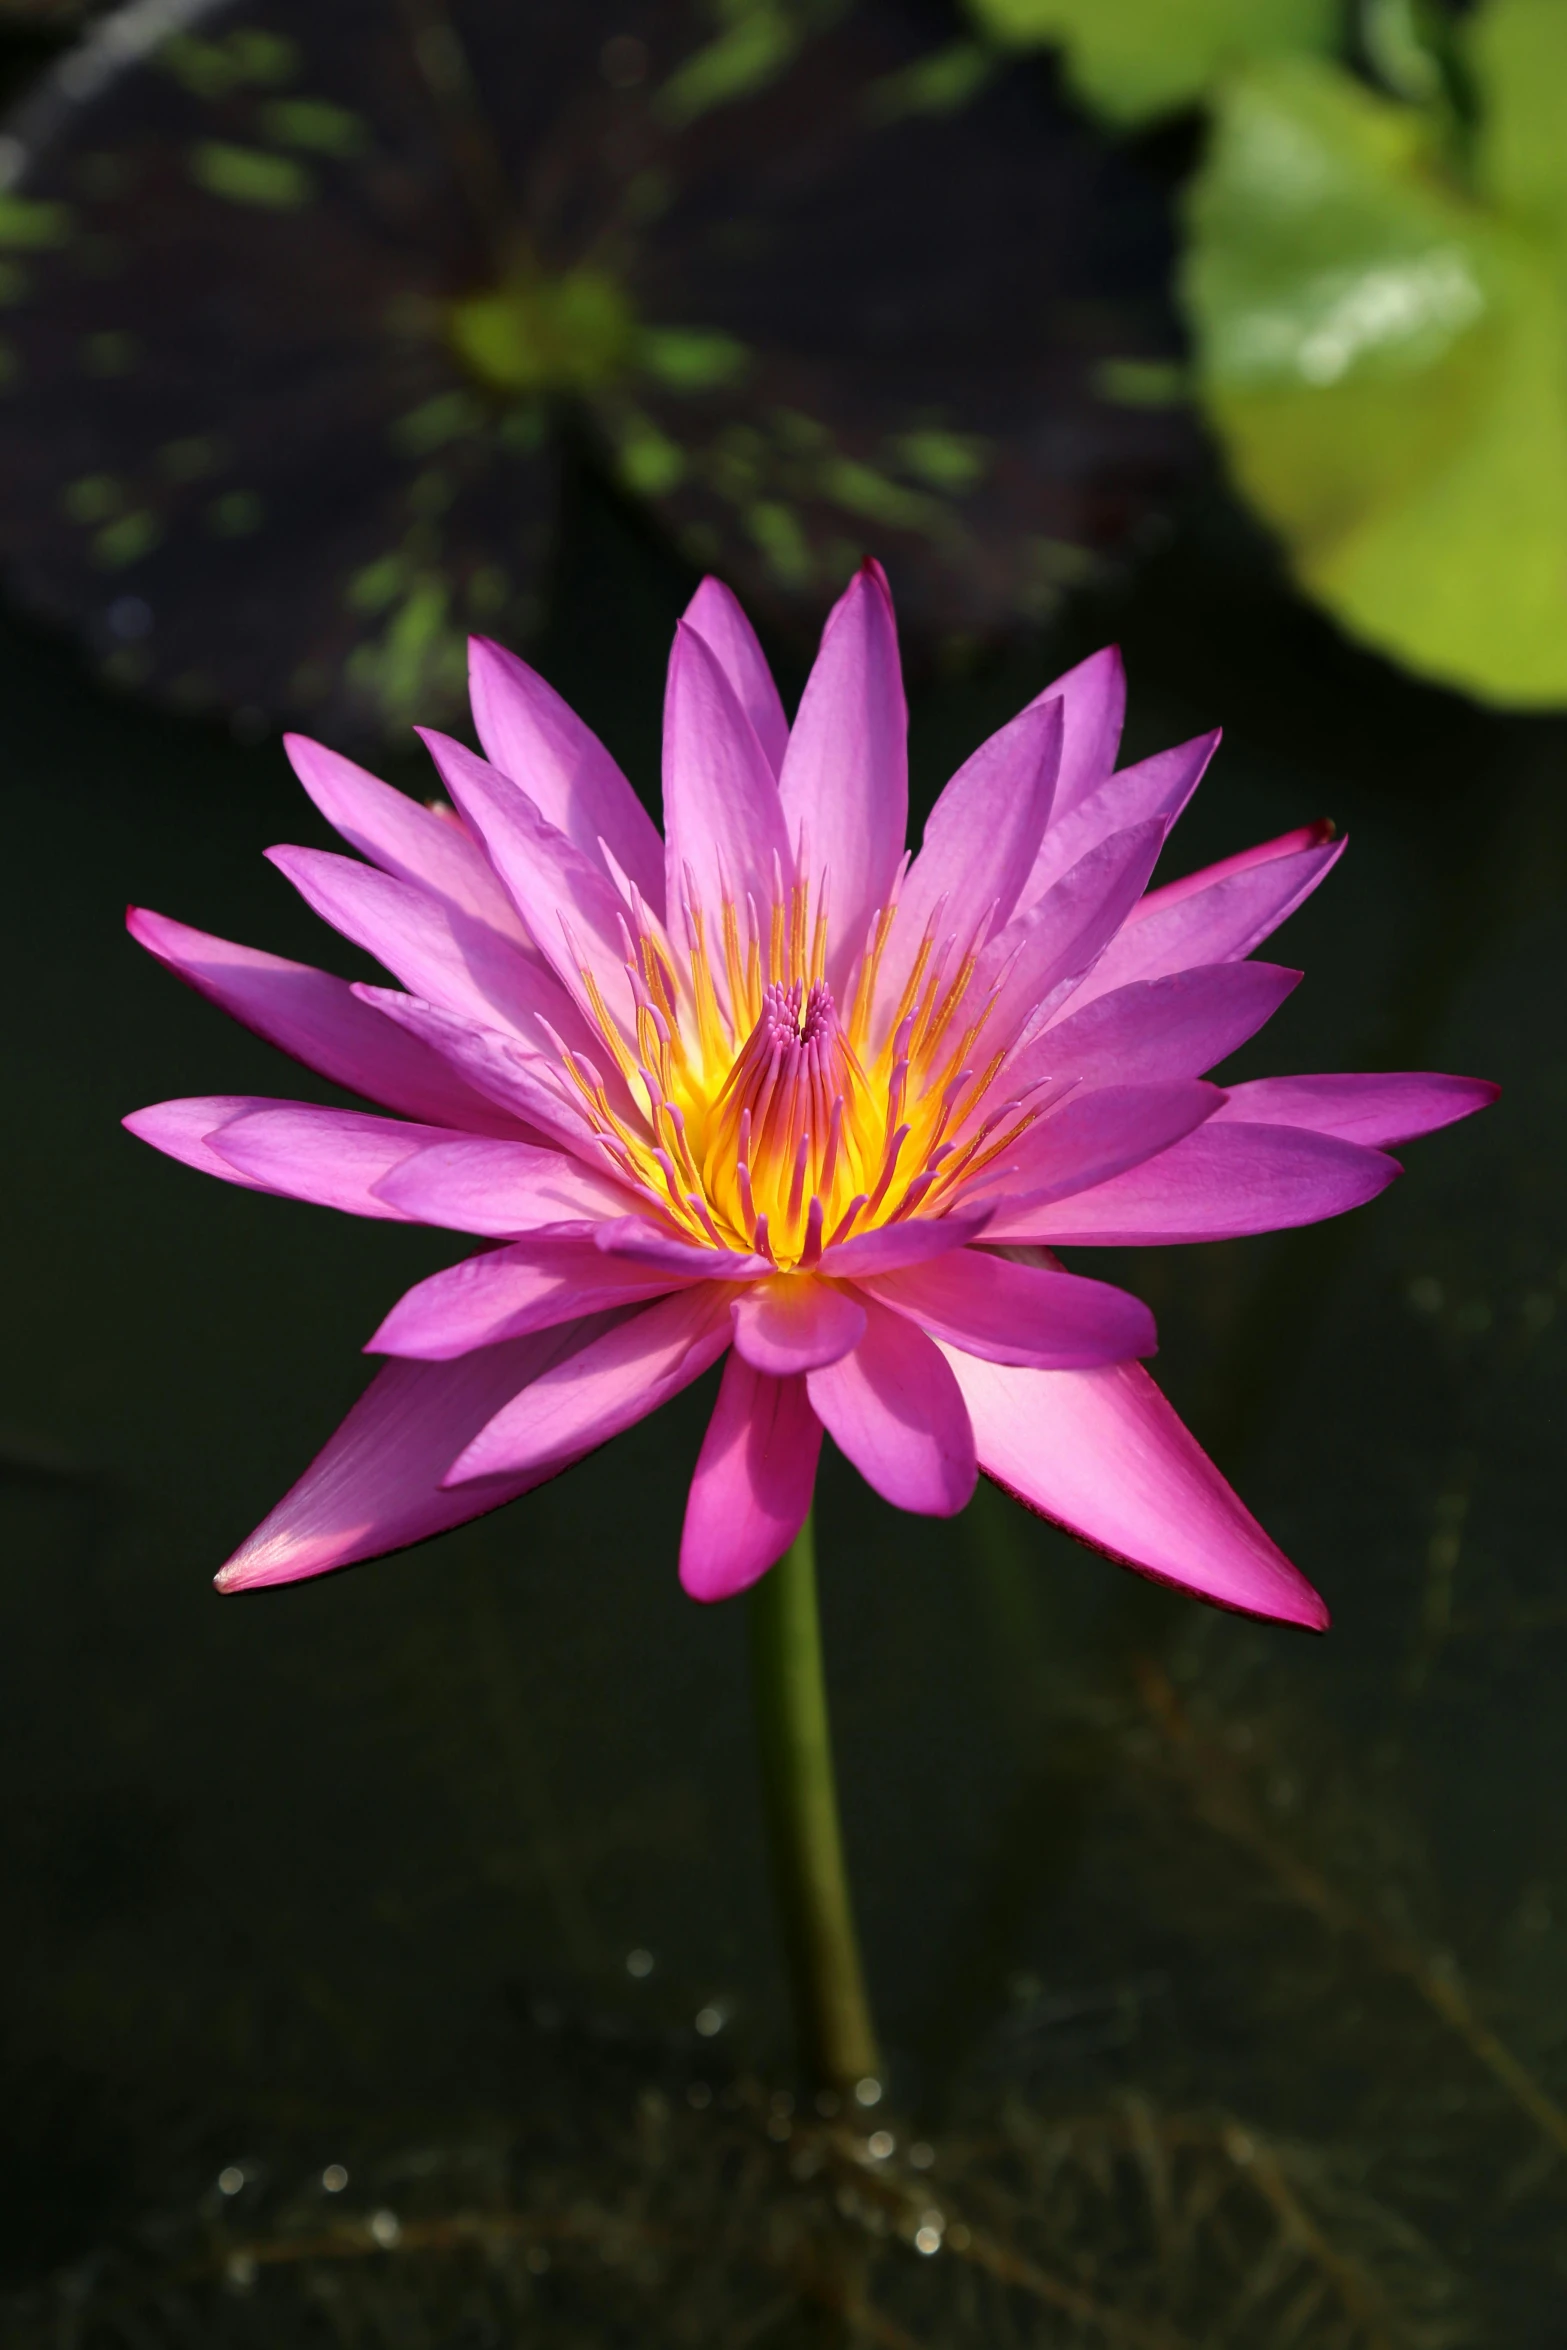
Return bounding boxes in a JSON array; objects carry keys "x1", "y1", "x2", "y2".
[{"x1": 747, "y1": 1512, "x2": 882, "y2": 2096}]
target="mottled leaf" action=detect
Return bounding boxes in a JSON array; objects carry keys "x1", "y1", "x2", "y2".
[{"x1": 0, "y1": 0, "x2": 1194, "y2": 741}]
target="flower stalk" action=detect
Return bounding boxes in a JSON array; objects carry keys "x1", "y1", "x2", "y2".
[{"x1": 747, "y1": 1511, "x2": 881, "y2": 2096}]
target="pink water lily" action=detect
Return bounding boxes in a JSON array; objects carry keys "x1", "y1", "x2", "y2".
[{"x1": 126, "y1": 564, "x2": 1495, "y2": 1626}]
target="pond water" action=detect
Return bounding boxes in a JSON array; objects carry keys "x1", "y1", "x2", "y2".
[{"x1": 3, "y1": 459, "x2": 1564, "y2": 2345}]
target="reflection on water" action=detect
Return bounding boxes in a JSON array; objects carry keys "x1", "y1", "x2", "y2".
[{"x1": 2, "y1": 472, "x2": 1564, "y2": 2341}]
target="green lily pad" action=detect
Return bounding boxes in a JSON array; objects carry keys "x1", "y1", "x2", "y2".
[
  {"x1": 1185, "y1": 51, "x2": 1567, "y2": 707},
  {"x1": 968, "y1": 0, "x2": 1337, "y2": 126},
  {"x1": 1469, "y1": 0, "x2": 1567, "y2": 243}
]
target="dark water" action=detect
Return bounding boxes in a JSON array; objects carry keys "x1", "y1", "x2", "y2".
[{"x1": 4, "y1": 456, "x2": 1565, "y2": 2343}]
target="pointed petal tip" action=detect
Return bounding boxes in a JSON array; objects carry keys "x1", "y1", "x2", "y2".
[
  {"x1": 466, "y1": 631, "x2": 515, "y2": 674},
  {"x1": 214, "y1": 1545, "x2": 321, "y2": 1594},
  {"x1": 125, "y1": 902, "x2": 186, "y2": 955},
  {"x1": 214, "y1": 1543, "x2": 278, "y2": 1592},
  {"x1": 831, "y1": 555, "x2": 895, "y2": 623}
]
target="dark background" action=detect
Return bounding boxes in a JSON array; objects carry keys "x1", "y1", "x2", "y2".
[{"x1": 1, "y1": 10, "x2": 1565, "y2": 2338}]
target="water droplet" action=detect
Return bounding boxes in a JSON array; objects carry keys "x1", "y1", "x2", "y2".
[
  {"x1": 625, "y1": 1946, "x2": 654, "y2": 1978},
  {"x1": 909, "y1": 2140, "x2": 935, "y2": 2169},
  {"x1": 224, "y1": 2251, "x2": 257, "y2": 2291},
  {"x1": 867, "y1": 2128, "x2": 895, "y2": 2160},
  {"x1": 853, "y1": 2075, "x2": 882, "y2": 2107},
  {"x1": 368, "y1": 2208, "x2": 401, "y2": 2248},
  {"x1": 693, "y1": 2003, "x2": 725, "y2": 2037},
  {"x1": 321, "y1": 2163, "x2": 348, "y2": 2194},
  {"x1": 914, "y1": 2223, "x2": 942, "y2": 2256},
  {"x1": 217, "y1": 2165, "x2": 245, "y2": 2196}
]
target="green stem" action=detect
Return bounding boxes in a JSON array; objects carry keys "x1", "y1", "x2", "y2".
[{"x1": 747, "y1": 1510, "x2": 882, "y2": 2096}]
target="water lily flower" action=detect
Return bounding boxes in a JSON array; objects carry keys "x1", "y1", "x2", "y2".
[{"x1": 126, "y1": 563, "x2": 1495, "y2": 1626}]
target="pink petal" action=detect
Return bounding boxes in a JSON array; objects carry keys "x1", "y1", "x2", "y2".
[
  {"x1": 818, "y1": 1209, "x2": 993, "y2": 1279},
  {"x1": 679, "y1": 1358, "x2": 822, "y2": 1601},
  {"x1": 374, "y1": 1134, "x2": 638, "y2": 1234},
  {"x1": 416, "y1": 729, "x2": 638, "y2": 1026},
  {"x1": 863, "y1": 1249, "x2": 1156, "y2": 1368},
  {"x1": 968, "y1": 1082, "x2": 1222, "y2": 1210},
  {"x1": 1023, "y1": 644, "x2": 1125, "y2": 821},
  {"x1": 1131, "y1": 819, "x2": 1335, "y2": 922},
  {"x1": 977, "y1": 820, "x2": 1171, "y2": 1053},
  {"x1": 1069, "y1": 830, "x2": 1344, "y2": 1013},
  {"x1": 778, "y1": 561, "x2": 907, "y2": 989},
  {"x1": 1214, "y1": 1072, "x2": 1499, "y2": 1147},
  {"x1": 880, "y1": 697, "x2": 1062, "y2": 1007},
  {"x1": 210, "y1": 1104, "x2": 448, "y2": 1216},
  {"x1": 806, "y1": 1299, "x2": 976, "y2": 1516},
  {"x1": 353, "y1": 988, "x2": 602, "y2": 1160},
  {"x1": 370, "y1": 1240, "x2": 699, "y2": 1359},
  {"x1": 1019, "y1": 730, "x2": 1219, "y2": 914},
  {"x1": 267, "y1": 845, "x2": 581, "y2": 1046},
  {"x1": 943, "y1": 1350, "x2": 1327, "y2": 1627},
  {"x1": 283, "y1": 734, "x2": 524, "y2": 938},
  {"x1": 127, "y1": 908, "x2": 518, "y2": 1134},
  {"x1": 731, "y1": 1276, "x2": 867, "y2": 1375},
  {"x1": 1012, "y1": 963, "x2": 1301, "y2": 1088},
  {"x1": 124, "y1": 1095, "x2": 287, "y2": 1192},
  {"x1": 467, "y1": 635, "x2": 666, "y2": 913},
  {"x1": 591, "y1": 1217, "x2": 766, "y2": 1278},
  {"x1": 217, "y1": 1322, "x2": 612, "y2": 1591},
  {"x1": 445, "y1": 1284, "x2": 735, "y2": 1484},
  {"x1": 682, "y1": 577, "x2": 789, "y2": 776},
  {"x1": 662, "y1": 620, "x2": 793, "y2": 926},
  {"x1": 985, "y1": 1121, "x2": 1398, "y2": 1244}
]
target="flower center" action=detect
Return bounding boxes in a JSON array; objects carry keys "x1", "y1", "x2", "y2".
[
  {"x1": 559, "y1": 878, "x2": 1037, "y2": 1269},
  {"x1": 701, "y1": 979, "x2": 856, "y2": 1262}
]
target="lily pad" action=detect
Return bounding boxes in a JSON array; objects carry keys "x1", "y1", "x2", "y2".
[
  {"x1": 0, "y1": 0, "x2": 1194, "y2": 742},
  {"x1": 967, "y1": 0, "x2": 1338, "y2": 126},
  {"x1": 1185, "y1": 48, "x2": 1567, "y2": 707}
]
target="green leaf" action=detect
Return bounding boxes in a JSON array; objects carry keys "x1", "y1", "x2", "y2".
[
  {"x1": 966, "y1": 0, "x2": 1338, "y2": 125},
  {"x1": 189, "y1": 142, "x2": 313, "y2": 209},
  {"x1": 1185, "y1": 56, "x2": 1567, "y2": 706},
  {"x1": 0, "y1": 194, "x2": 71, "y2": 249},
  {"x1": 1468, "y1": 0, "x2": 1567, "y2": 244},
  {"x1": 448, "y1": 271, "x2": 635, "y2": 397},
  {"x1": 656, "y1": 2, "x2": 809, "y2": 127}
]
